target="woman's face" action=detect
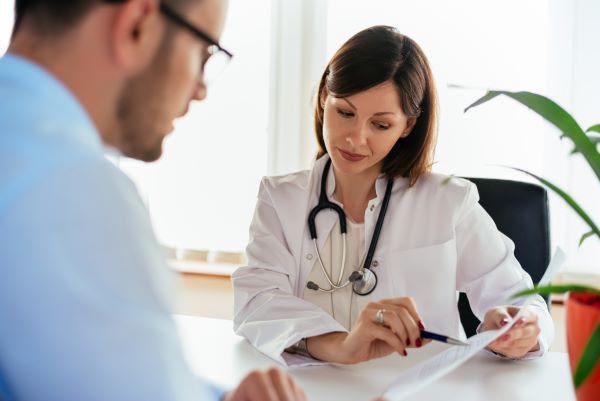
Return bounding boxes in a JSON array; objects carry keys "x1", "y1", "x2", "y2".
[{"x1": 322, "y1": 80, "x2": 415, "y2": 177}]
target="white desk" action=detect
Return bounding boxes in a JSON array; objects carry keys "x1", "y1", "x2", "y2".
[{"x1": 176, "y1": 315, "x2": 576, "y2": 401}]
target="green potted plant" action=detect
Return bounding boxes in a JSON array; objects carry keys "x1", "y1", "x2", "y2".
[{"x1": 465, "y1": 91, "x2": 600, "y2": 401}]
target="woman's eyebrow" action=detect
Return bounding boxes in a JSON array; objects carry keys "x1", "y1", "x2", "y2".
[{"x1": 341, "y1": 98, "x2": 398, "y2": 117}]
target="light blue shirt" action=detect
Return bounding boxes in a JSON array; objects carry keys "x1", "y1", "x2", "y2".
[{"x1": 0, "y1": 54, "x2": 224, "y2": 401}]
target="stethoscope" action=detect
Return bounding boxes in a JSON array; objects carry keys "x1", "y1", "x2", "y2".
[{"x1": 306, "y1": 158, "x2": 393, "y2": 296}]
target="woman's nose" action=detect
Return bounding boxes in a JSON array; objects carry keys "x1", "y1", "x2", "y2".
[{"x1": 346, "y1": 123, "x2": 369, "y2": 146}]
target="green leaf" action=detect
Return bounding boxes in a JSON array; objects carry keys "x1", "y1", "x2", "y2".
[
  {"x1": 465, "y1": 91, "x2": 600, "y2": 182},
  {"x1": 513, "y1": 284, "x2": 600, "y2": 298},
  {"x1": 574, "y1": 323, "x2": 600, "y2": 388},
  {"x1": 511, "y1": 167, "x2": 600, "y2": 240},
  {"x1": 579, "y1": 231, "x2": 595, "y2": 247},
  {"x1": 464, "y1": 91, "x2": 502, "y2": 112},
  {"x1": 586, "y1": 124, "x2": 600, "y2": 133}
]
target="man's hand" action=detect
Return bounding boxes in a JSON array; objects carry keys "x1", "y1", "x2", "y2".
[{"x1": 222, "y1": 367, "x2": 306, "y2": 401}]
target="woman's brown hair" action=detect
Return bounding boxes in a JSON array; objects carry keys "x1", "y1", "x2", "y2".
[{"x1": 314, "y1": 25, "x2": 438, "y2": 186}]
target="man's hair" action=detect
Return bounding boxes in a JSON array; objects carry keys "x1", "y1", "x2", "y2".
[
  {"x1": 13, "y1": 0, "x2": 104, "y2": 36},
  {"x1": 13, "y1": 0, "x2": 195, "y2": 37}
]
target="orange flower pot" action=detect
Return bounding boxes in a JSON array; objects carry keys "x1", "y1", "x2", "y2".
[{"x1": 566, "y1": 292, "x2": 600, "y2": 401}]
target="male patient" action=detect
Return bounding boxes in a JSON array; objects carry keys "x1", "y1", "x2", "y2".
[{"x1": 0, "y1": 0, "x2": 305, "y2": 400}]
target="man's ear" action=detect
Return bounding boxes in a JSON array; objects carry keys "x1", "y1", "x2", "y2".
[
  {"x1": 110, "y1": 0, "x2": 163, "y2": 75},
  {"x1": 401, "y1": 117, "x2": 417, "y2": 137}
]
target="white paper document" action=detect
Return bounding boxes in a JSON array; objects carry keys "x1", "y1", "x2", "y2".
[
  {"x1": 382, "y1": 248, "x2": 566, "y2": 401},
  {"x1": 382, "y1": 323, "x2": 513, "y2": 400},
  {"x1": 537, "y1": 247, "x2": 566, "y2": 286}
]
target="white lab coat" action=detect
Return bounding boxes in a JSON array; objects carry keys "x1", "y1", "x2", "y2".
[{"x1": 232, "y1": 155, "x2": 553, "y2": 366}]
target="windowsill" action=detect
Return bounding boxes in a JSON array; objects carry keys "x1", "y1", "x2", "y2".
[
  {"x1": 168, "y1": 259, "x2": 239, "y2": 277},
  {"x1": 554, "y1": 270, "x2": 600, "y2": 286},
  {"x1": 167, "y1": 260, "x2": 600, "y2": 286},
  {"x1": 549, "y1": 270, "x2": 600, "y2": 303}
]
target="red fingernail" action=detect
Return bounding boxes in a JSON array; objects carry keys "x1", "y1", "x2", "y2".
[
  {"x1": 406, "y1": 339, "x2": 411, "y2": 346},
  {"x1": 418, "y1": 320, "x2": 425, "y2": 330},
  {"x1": 403, "y1": 350, "x2": 408, "y2": 356},
  {"x1": 500, "y1": 318, "x2": 509, "y2": 326},
  {"x1": 416, "y1": 338, "x2": 422, "y2": 348}
]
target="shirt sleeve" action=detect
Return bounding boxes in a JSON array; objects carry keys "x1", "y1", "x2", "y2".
[
  {"x1": 232, "y1": 178, "x2": 347, "y2": 366},
  {"x1": 454, "y1": 182, "x2": 554, "y2": 356},
  {"x1": 0, "y1": 157, "x2": 226, "y2": 401}
]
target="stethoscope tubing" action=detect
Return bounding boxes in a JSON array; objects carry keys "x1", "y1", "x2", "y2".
[
  {"x1": 306, "y1": 158, "x2": 393, "y2": 295},
  {"x1": 312, "y1": 237, "x2": 350, "y2": 290}
]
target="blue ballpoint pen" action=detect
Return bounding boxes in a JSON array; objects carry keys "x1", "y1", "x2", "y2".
[{"x1": 420, "y1": 330, "x2": 469, "y2": 346}]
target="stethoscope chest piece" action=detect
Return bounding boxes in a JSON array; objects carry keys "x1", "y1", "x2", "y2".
[{"x1": 349, "y1": 269, "x2": 378, "y2": 296}]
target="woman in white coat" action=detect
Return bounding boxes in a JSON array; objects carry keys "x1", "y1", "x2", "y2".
[{"x1": 233, "y1": 26, "x2": 553, "y2": 366}]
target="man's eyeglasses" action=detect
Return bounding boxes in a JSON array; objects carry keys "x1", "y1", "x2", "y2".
[
  {"x1": 104, "y1": 0, "x2": 233, "y2": 85},
  {"x1": 159, "y1": 3, "x2": 233, "y2": 85}
]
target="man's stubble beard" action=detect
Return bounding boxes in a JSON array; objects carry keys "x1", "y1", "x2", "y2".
[{"x1": 115, "y1": 33, "x2": 175, "y2": 162}]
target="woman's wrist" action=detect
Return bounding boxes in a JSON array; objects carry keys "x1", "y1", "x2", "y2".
[{"x1": 305, "y1": 332, "x2": 348, "y2": 363}]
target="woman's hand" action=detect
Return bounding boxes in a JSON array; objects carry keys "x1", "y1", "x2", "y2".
[
  {"x1": 306, "y1": 297, "x2": 431, "y2": 364},
  {"x1": 481, "y1": 306, "x2": 541, "y2": 359}
]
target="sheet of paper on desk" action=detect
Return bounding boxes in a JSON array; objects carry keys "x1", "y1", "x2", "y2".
[
  {"x1": 382, "y1": 248, "x2": 566, "y2": 401},
  {"x1": 382, "y1": 323, "x2": 513, "y2": 400}
]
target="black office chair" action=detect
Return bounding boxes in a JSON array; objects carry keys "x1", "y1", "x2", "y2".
[{"x1": 458, "y1": 177, "x2": 551, "y2": 337}]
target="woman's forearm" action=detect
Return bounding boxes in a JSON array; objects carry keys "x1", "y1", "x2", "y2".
[{"x1": 305, "y1": 332, "x2": 349, "y2": 363}]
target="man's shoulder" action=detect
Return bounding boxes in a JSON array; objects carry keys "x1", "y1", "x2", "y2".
[
  {"x1": 0, "y1": 142, "x2": 142, "y2": 220},
  {"x1": 0, "y1": 148, "x2": 164, "y2": 288},
  {"x1": 39, "y1": 154, "x2": 144, "y2": 217}
]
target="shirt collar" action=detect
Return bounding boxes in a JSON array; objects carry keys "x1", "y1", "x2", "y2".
[{"x1": 0, "y1": 53, "x2": 103, "y2": 154}]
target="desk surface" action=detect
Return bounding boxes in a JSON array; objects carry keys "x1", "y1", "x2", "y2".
[{"x1": 176, "y1": 315, "x2": 576, "y2": 401}]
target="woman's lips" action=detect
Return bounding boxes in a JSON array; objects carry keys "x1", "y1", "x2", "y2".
[{"x1": 338, "y1": 148, "x2": 367, "y2": 162}]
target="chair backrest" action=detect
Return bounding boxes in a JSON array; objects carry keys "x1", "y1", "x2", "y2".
[{"x1": 459, "y1": 177, "x2": 551, "y2": 337}]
